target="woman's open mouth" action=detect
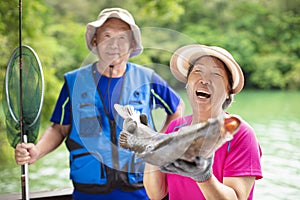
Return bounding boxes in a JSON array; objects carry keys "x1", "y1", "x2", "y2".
[{"x1": 195, "y1": 90, "x2": 211, "y2": 99}]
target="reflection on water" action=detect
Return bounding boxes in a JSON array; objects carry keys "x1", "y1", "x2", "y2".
[{"x1": 253, "y1": 120, "x2": 300, "y2": 199}]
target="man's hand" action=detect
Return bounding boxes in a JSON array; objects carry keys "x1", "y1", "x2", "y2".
[
  {"x1": 160, "y1": 155, "x2": 213, "y2": 182},
  {"x1": 15, "y1": 143, "x2": 38, "y2": 165}
]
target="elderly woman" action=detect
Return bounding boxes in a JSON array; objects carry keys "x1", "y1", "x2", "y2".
[{"x1": 143, "y1": 44, "x2": 263, "y2": 200}]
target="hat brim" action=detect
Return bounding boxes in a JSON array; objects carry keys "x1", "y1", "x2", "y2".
[
  {"x1": 85, "y1": 10, "x2": 143, "y2": 57},
  {"x1": 170, "y1": 44, "x2": 244, "y2": 94}
]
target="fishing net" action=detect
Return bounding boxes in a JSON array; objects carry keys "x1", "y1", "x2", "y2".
[{"x1": 3, "y1": 45, "x2": 44, "y2": 148}]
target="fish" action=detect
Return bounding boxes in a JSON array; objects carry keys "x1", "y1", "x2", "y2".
[{"x1": 114, "y1": 104, "x2": 240, "y2": 166}]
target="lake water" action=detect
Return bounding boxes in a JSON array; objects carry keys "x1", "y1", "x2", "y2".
[{"x1": 0, "y1": 90, "x2": 300, "y2": 199}]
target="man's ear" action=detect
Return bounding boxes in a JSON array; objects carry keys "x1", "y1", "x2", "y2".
[
  {"x1": 91, "y1": 37, "x2": 97, "y2": 47},
  {"x1": 129, "y1": 40, "x2": 136, "y2": 52}
]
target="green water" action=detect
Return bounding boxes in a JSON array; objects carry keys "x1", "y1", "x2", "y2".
[{"x1": 1, "y1": 90, "x2": 299, "y2": 199}]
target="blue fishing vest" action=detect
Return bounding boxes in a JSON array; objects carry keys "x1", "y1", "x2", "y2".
[{"x1": 64, "y1": 62, "x2": 155, "y2": 193}]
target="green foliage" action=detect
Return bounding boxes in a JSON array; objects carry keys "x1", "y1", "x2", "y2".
[
  {"x1": 135, "y1": 0, "x2": 184, "y2": 26},
  {"x1": 284, "y1": 61, "x2": 300, "y2": 90},
  {"x1": 41, "y1": 68, "x2": 63, "y2": 124},
  {"x1": 46, "y1": 22, "x2": 88, "y2": 75},
  {"x1": 177, "y1": 0, "x2": 300, "y2": 90},
  {"x1": 0, "y1": 105, "x2": 11, "y2": 161},
  {"x1": 1, "y1": 0, "x2": 299, "y2": 94}
]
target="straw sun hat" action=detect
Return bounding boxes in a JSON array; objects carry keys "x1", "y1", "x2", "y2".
[
  {"x1": 170, "y1": 44, "x2": 244, "y2": 94},
  {"x1": 85, "y1": 8, "x2": 143, "y2": 57}
]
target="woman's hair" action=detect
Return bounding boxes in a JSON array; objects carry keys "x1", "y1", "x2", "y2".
[{"x1": 187, "y1": 55, "x2": 234, "y2": 109}]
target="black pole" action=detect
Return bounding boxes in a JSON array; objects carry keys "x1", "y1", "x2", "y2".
[
  {"x1": 19, "y1": 0, "x2": 23, "y2": 142},
  {"x1": 19, "y1": 0, "x2": 29, "y2": 199}
]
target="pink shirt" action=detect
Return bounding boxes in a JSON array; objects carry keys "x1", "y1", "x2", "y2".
[{"x1": 165, "y1": 115, "x2": 263, "y2": 200}]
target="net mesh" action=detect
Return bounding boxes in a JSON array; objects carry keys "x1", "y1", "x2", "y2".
[{"x1": 3, "y1": 45, "x2": 44, "y2": 148}]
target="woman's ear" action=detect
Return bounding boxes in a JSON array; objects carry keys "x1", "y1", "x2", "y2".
[{"x1": 222, "y1": 94, "x2": 234, "y2": 110}]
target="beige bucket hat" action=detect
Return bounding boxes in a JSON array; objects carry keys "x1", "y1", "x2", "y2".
[
  {"x1": 170, "y1": 44, "x2": 244, "y2": 94},
  {"x1": 85, "y1": 8, "x2": 143, "y2": 57}
]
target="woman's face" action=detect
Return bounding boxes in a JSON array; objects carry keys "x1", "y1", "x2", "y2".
[{"x1": 186, "y1": 56, "x2": 230, "y2": 119}]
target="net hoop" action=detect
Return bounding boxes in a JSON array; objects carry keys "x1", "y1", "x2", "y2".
[{"x1": 5, "y1": 45, "x2": 44, "y2": 127}]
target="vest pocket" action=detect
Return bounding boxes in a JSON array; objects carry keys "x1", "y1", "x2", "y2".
[
  {"x1": 71, "y1": 152, "x2": 107, "y2": 184},
  {"x1": 80, "y1": 116, "x2": 101, "y2": 137},
  {"x1": 79, "y1": 103, "x2": 101, "y2": 137}
]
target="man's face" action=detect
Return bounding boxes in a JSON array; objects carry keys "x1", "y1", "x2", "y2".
[
  {"x1": 94, "y1": 18, "x2": 134, "y2": 67},
  {"x1": 186, "y1": 56, "x2": 230, "y2": 117}
]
